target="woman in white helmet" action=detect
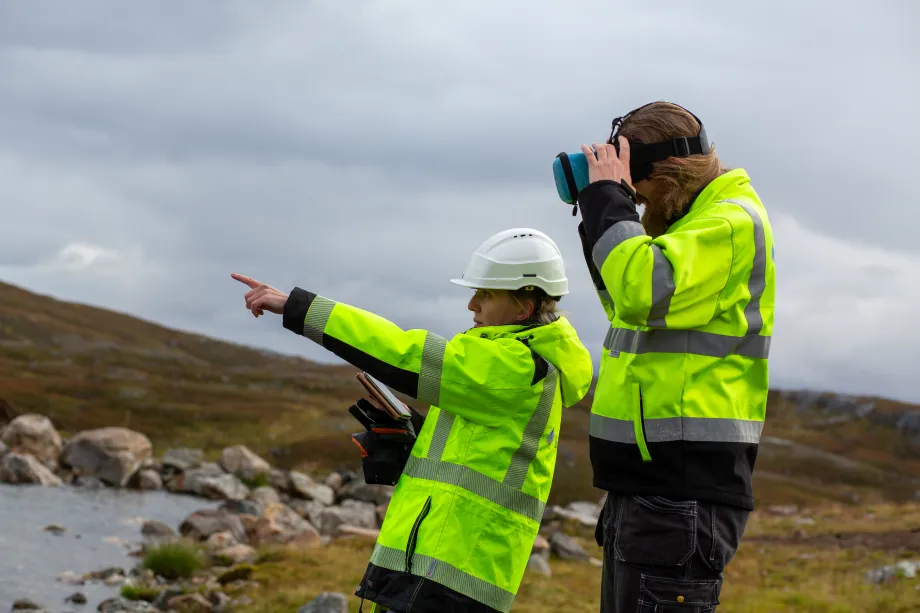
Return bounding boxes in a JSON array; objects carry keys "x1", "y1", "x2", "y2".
[{"x1": 232, "y1": 228, "x2": 593, "y2": 613}]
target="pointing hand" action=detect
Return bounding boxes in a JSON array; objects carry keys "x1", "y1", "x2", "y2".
[{"x1": 231, "y1": 273, "x2": 288, "y2": 318}]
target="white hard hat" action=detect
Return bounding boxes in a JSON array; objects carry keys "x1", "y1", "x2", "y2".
[{"x1": 450, "y1": 228, "x2": 569, "y2": 297}]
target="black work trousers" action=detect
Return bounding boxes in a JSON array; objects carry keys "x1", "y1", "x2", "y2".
[{"x1": 595, "y1": 493, "x2": 750, "y2": 612}]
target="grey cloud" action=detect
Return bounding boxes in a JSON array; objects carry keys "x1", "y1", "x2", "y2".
[{"x1": 0, "y1": 1, "x2": 918, "y2": 402}]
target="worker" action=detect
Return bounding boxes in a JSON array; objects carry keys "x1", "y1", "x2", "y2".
[
  {"x1": 570, "y1": 101, "x2": 776, "y2": 612},
  {"x1": 231, "y1": 227, "x2": 594, "y2": 613}
]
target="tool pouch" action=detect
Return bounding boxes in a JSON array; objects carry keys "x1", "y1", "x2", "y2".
[{"x1": 351, "y1": 429, "x2": 416, "y2": 486}]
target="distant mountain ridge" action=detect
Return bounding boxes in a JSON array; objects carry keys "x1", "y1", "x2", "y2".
[{"x1": 1, "y1": 279, "x2": 919, "y2": 507}]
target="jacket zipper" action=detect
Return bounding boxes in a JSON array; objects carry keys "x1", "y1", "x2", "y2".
[
  {"x1": 634, "y1": 384, "x2": 652, "y2": 463},
  {"x1": 405, "y1": 495, "x2": 432, "y2": 573}
]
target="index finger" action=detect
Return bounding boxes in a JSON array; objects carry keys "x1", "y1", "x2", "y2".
[{"x1": 231, "y1": 272, "x2": 262, "y2": 289}]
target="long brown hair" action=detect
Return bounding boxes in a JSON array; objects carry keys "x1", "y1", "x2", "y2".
[{"x1": 617, "y1": 102, "x2": 725, "y2": 237}]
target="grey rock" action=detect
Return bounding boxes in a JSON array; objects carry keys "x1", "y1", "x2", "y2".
[
  {"x1": 140, "y1": 519, "x2": 176, "y2": 540},
  {"x1": 134, "y1": 469, "x2": 162, "y2": 490},
  {"x1": 526, "y1": 552, "x2": 552, "y2": 576},
  {"x1": 73, "y1": 475, "x2": 105, "y2": 488},
  {"x1": 0, "y1": 452, "x2": 63, "y2": 486},
  {"x1": 179, "y1": 508, "x2": 248, "y2": 544},
  {"x1": 10, "y1": 598, "x2": 45, "y2": 611},
  {"x1": 297, "y1": 592, "x2": 348, "y2": 613},
  {"x1": 289, "y1": 499, "x2": 326, "y2": 530},
  {"x1": 268, "y1": 468, "x2": 290, "y2": 492},
  {"x1": 319, "y1": 499, "x2": 377, "y2": 536},
  {"x1": 290, "y1": 471, "x2": 336, "y2": 506},
  {"x1": 180, "y1": 463, "x2": 227, "y2": 493},
  {"x1": 338, "y1": 481, "x2": 393, "y2": 506},
  {"x1": 60, "y1": 427, "x2": 152, "y2": 487},
  {"x1": 549, "y1": 531, "x2": 589, "y2": 561},
  {"x1": 218, "y1": 445, "x2": 270, "y2": 481},
  {"x1": 219, "y1": 499, "x2": 263, "y2": 517},
  {"x1": 0, "y1": 413, "x2": 62, "y2": 466},
  {"x1": 248, "y1": 485, "x2": 281, "y2": 507},
  {"x1": 162, "y1": 448, "x2": 204, "y2": 472},
  {"x1": 65, "y1": 592, "x2": 88, "y2": 605},
  {"x1": 153, "y1": 588, "x2": 185, "y2": 611},
  {"x1": 97, "y1": 597, "x2": 158, "y2": 613},
  {"x1": 197, "y1": 473, "x2": 249, "y2": 501},
  {"x1": 865, "y1": 559, "x2": 920, "y2": 583}
]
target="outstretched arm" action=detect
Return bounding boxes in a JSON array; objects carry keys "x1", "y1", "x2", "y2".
[{"x1": 231, "y1": 274, "x2": 546, "y2": 427}]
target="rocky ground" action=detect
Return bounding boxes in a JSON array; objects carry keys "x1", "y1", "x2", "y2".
[{"x1": 0, "y1": 412, "x2": 606, "y2": 612}]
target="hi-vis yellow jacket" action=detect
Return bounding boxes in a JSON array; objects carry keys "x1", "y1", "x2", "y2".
[
  {"x1": 576, "y1": 168, "x2": 775, "y2": 510},
  {"x1": 282, "y1": 295, "x2": 593, "y2": 613}
]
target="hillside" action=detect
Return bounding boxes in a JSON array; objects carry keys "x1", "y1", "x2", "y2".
[{"x1": 2, "y1": 279, "x2": 920, "y2": 508}]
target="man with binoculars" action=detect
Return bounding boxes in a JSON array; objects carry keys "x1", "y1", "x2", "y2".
[{"x1": 557, "y1": 100, "x2": 776, "y2": 612}]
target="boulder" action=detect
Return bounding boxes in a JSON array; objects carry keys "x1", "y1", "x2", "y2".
[
  {"x1": 165, "y1": 593, "x2": 213, "y2": 613},
  {"x1": 252, "y1": 502, "x2": 321, "y2": 547},
  {"x1": 140, "y1": 520, "x2": 176, "y2": 542},
  {"x1": 289, "y1": 499, "x2": 326, "y2": 530},
  {"x1": 197, "y1": 473, "x2": 250, "y2": 501},
  {"x1": 549, "y1": 531, "x2": 589, "y2": 561},
  {"x1": 218, "y1": 445, "x2": 270, "y2": 481},
  {"x1": 338, "y1": 481, "x2": 393, "y2": 506},
  {"x1": 11, "y1": 598, "x2": 45, "y2": 611},
  {"x1": 214, "y1": 543, "x2": 257, "y2": 565},
  {"x1": 298, "y1": 592, "x2": 348, "y2": 613},
  {"x1": 290, "y1": 471, "x2": 336, "y2": 506},
  {"x1": 319, "y1": 499, "x2": 377, "y2": 536},
  {"x1": 248, "y1": 485, "x2": 281, "y2": 507},
  {"x1": 179, "y1": 508, "x2": 248, "y2": 544},
  {"x1": 61, "y1": 427, "x2": 152, "y2": 487},
  {"x1": 134, "y1": 469, "x2": 163, "y2": 491},
  {"x1": 161, "y1": 448, "x2": 204, "y2": 472},
  {"x1": 0, "y1": 452, "x2": 63, "y2": 486},
  {"x1": 97, "y1": 598, "x2": 158, "y2": 613},
  {"x1": 0, "y1": 414, "x2": 62, "y2": 466}
]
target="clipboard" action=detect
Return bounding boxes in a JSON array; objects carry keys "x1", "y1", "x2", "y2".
[{"x1": 356, "y1": 372, "x2": 412, "y2": 423}]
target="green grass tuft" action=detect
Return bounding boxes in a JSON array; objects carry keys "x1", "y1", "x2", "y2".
[{"x1": 142, "y1": 541, "x2": 206, "y2": 580}]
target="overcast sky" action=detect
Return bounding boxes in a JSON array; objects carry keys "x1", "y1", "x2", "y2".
[{"x1": 1, "y1": 1, "x2": 918, "y2": 404}]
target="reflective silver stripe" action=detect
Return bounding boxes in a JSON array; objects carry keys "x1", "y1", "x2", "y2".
[
  {"x1": 503, "y1": 366, "x2": 557, "y2": 489},
  {"x1": 724, "y1": 199, "x2": 767, "y2": 335},
  {"x1": 591, "y1": 220, "x2": 645, "y2": 271},
  {"x1": 371, "y1": 544, "x2": 516, "y2": 613},
  {"x1": 648, "y1": 246, "x2": 675, "y2": 327},
  {"x1": 590, "y1": 413, "x2": 763, "y2": 444},
  {"x1": 426, "y1": 409, "x2": 455, "y2": 462},
  {"x1": 418, "y1": 332, "x2": 447, "y2": 407},
  {"x1": 303, "y1": 296, "x2": 336, "y2": 344},
  {"x1": 603, "y1": 326, "x2": 770, "y2": 359},
  {"x1": 403, "y1": 456, "x2": 545, "y2": 522}
]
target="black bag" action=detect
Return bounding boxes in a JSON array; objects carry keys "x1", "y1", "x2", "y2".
[{"x1": 349, "y1": 398, "x2": 423, "y2": 486}]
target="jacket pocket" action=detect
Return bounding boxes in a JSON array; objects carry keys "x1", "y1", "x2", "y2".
[
  {"x1": 405, "y1": 495, "x2": 432, "y2": 573},
  {"x1": 615, "y1": 494, "x2": 696, "y2": 567},
  {"x1": 632, "y1": 382, "x2": 652, "y2": 462}
]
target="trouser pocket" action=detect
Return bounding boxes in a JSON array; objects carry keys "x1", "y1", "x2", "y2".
[
  {"x1": 615, "y1": 495, "x2": 697, "y2": 567},
  {"x1": 637, "y1": 574, "x2": 720, "y2": 612}
]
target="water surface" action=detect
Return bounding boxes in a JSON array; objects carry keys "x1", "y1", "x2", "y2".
[{"x1": 0, "y1": 484, "x2": 217, "y2": 611}]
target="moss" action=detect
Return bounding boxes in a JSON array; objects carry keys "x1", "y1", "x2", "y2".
[{"x1": 120, "y1": 584, "x2": 162, "y2": 602}]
